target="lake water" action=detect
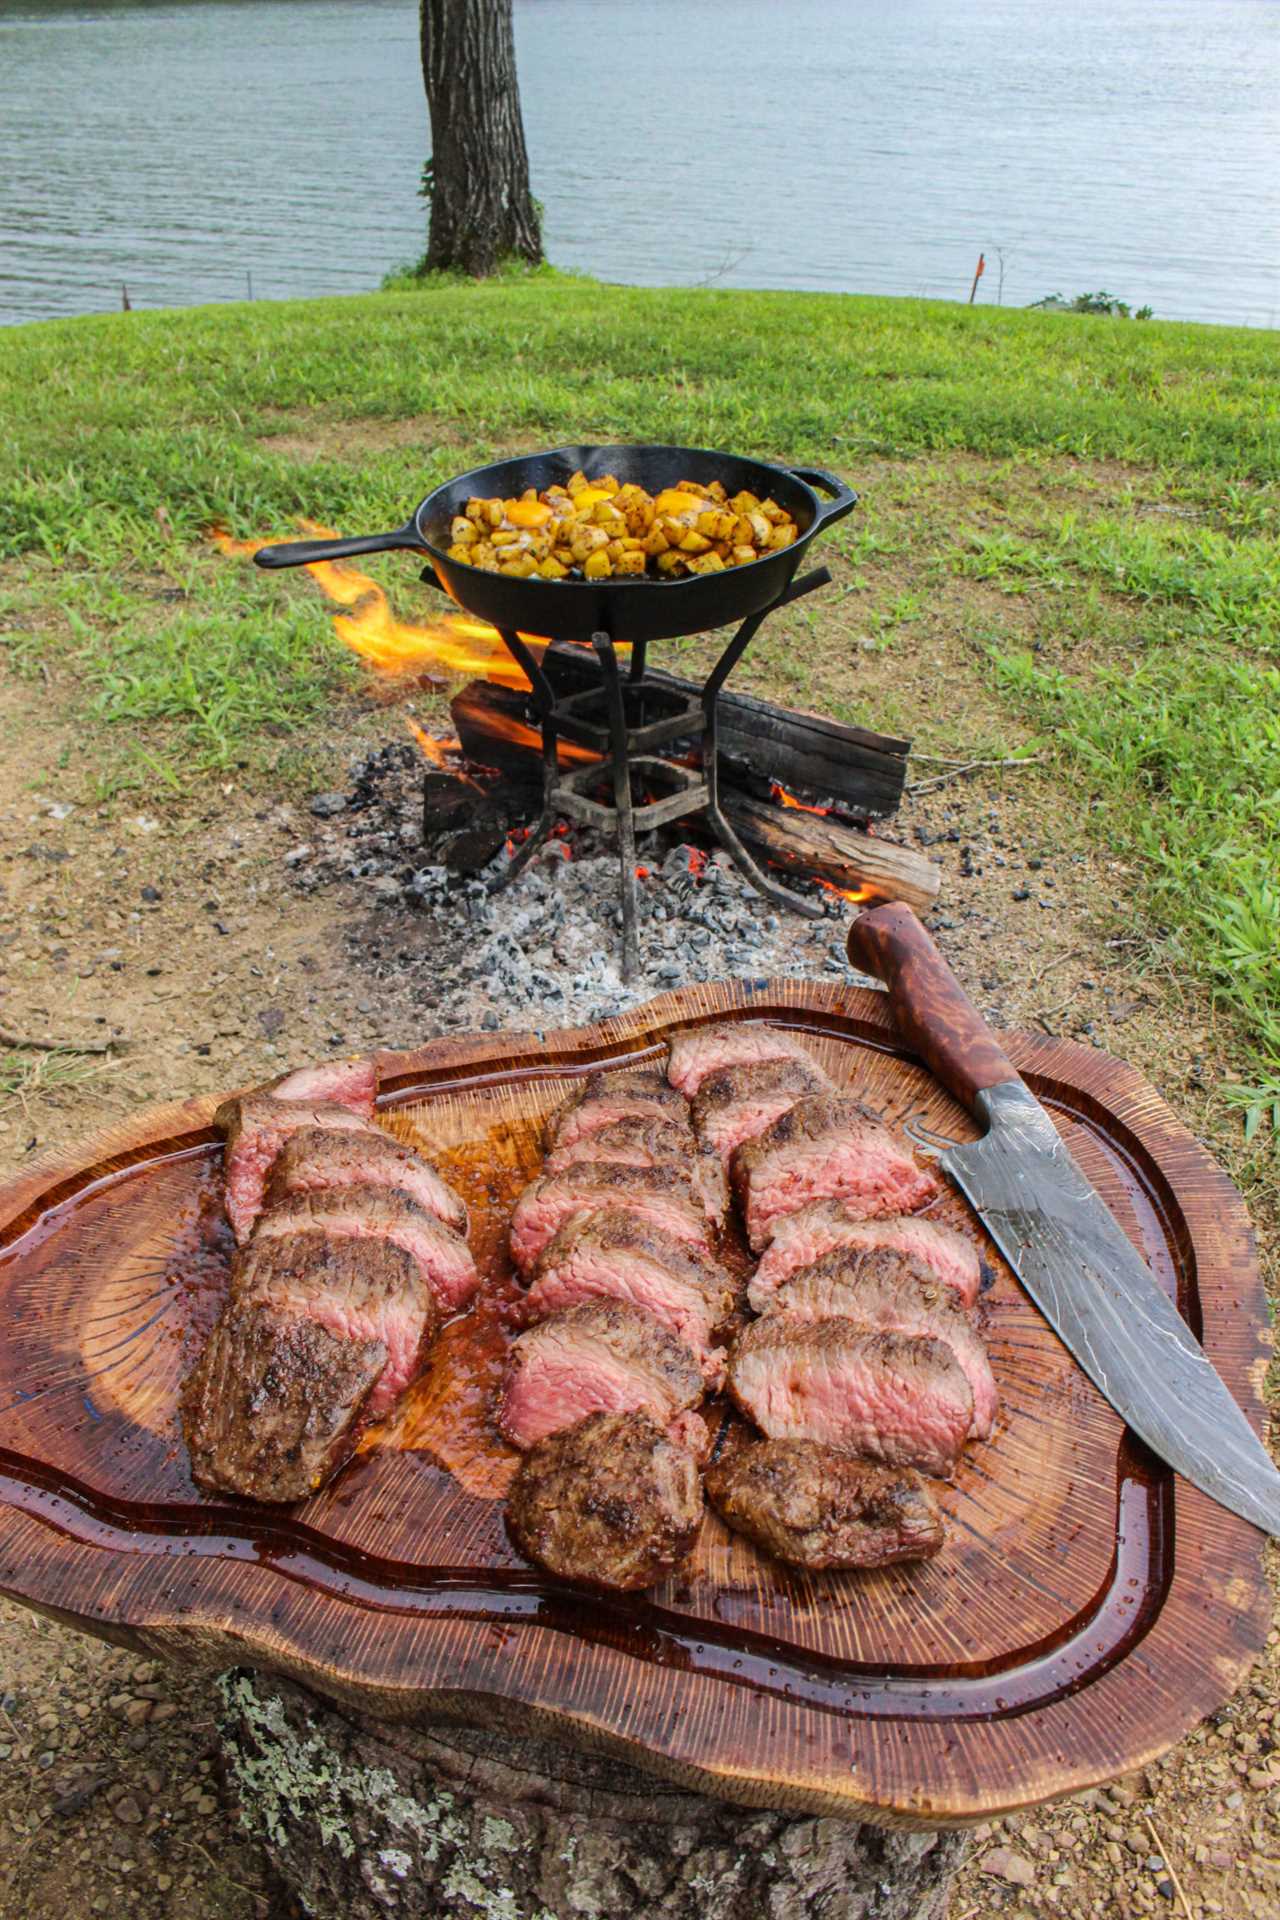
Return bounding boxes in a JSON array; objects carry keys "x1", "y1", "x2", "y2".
[{"x1": 2, "y1": 0, "x2": 1278, "y2": 329}]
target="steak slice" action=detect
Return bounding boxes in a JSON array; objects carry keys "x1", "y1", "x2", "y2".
[
  {"x1": 499, "y1": 1300, "x2": 704, "y2": 1451},
  {"x1": 750, "y1": 1203, "x2": 982, "y2": 1310},
  {"x1": 731, "y1": 1093, "x2": 941, "y2": 1251},
  {"x1": 253, "y1": 1189, "x2": 479, "y2": 1313},
  {"x1": 549, "y1": 1068, "x2": 689, "y2": 1152},
  {"x1": 507, "y1": 1410, "x2": 704, "y2": 1590},
  {"x1": 545, "y1": 1114, "x2": 693, "y2": 1176},
  {"x1": 667, "y1": 1021, "x2": 825, "y2": 1098},
  {"x1": 526, "y1": 1208, "x2": 736, "y2": 1383},
  {"x1": 215, "y1": 1093, "x2": 381, "y2": 1244},
  {"x1": 265, "y1": 1126, "x2": 469, "y2": 1236},
  {"x1": 763, "y1": 1249, "x2": 997, "y2": 1438},
  {"x1": 268, "y1": 1056, "x2": 376, "y2": 1118},
  {"x1": 727, "y1": 1317, "x2": 973, "y2": 1477},
  {"x1": 230, "y1": 1231, "x2": 441, "y2": 1417},
  {"x1": 706, "y1": 1440, "x2": 943, "y2": 1570},
  {"x1": 182, "y1": 1298, "x2": 385, "y2": 1503},
  {"x1": 692, "y1": 1056, "x2": 833, "y2": 1162},
  {"x1": 510, "y1": 1164, "x2": 714, "y2": 1274}
]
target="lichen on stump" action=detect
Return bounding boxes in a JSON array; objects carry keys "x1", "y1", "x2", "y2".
[{"x1": 216, "y1": 1669, "x2": 969, "y2": 1920}]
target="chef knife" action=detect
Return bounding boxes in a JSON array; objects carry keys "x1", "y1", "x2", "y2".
[{"x1": 847, "y1": 901, "x2": 1280, "y2": 1537}]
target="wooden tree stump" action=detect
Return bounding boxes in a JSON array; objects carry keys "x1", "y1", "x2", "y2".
[{"x1": 216, "y1": 1670, "x2": 970, "y2": 1920}]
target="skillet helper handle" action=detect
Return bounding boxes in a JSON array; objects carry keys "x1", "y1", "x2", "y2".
[
  {"x1": 254, "y1": 521, "x2": 423, "y2": 570},
  {"x1": 847, "y1": 901, "x2": 1020, "y2": 1117},
  {"x1": 789, "y1": 466, "x2": 858, "y2": 534}
]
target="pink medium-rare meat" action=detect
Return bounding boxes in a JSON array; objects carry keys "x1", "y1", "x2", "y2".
[
  {"x1": 762, "y1": 1249, "x2": 997, "y2": 1439},
  {"x1": 230, "y1": 1231, "x2": 440, "y2": 1417},
  {"x1": 499, "y1": 1300, "x2": 704, "y2": 1451},
  {"x1": 265, "y1": 1126, "x2": 468, "y2": 1236},
  {"x1": 215, "y1": 1093, "x2": 381, "y2": 1244},
  {"x1": 544, "y1": 1113, "x2": 692, "y2": 1176},
  {"x1": 749, "y1": 1203, "x2": 981, "y2": 1310},
  {"x1": 509, "y1": 1163, "x2": 715, "y2": 1274},
  {"x1": 667, "y1": 1021, "x2": 826, "y2": 1098},
  {"x1": 728, "y1": 1317, "x2": 973, "y2": 1477},
  {"x1": 731, "y1": 1094, "x2": 941, "y2": 1251},
  {"x1": 691, "y1": 1056, "x2": 833, "y2": 1162},
  {"x1": 549, "y1": 1068, "x2": 690, "y2": 1152},
  {"x1": 268, "y1": 1056, "x2": 377, "y2": 1118},
  {"x1": 183, "y1": 1298, "x2": 385, "y2": 1503},
  {"x1": 525, "y1": 1210, "x2": 736, "y2": 1383},
  {"x1": 253, "y1": 1189, "x2": 478, "y2": 1313}
]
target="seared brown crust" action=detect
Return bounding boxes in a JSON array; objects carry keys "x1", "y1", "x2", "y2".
[
  {"x1": 531, "y1": 1210, "x2": 736, "y2": 1320},
  {"x1": 182, "y1": 1300, "x2": 384, "y2": 1503},
  {"x1": 549, "y1": 1067, "x2": 688, "y2": 1134},
  {"x1": 730, "y1": 1092, "x2": 889, "y2": 1187},
  {"x1": 509, "y1": 1300, "x2": 705, "y2": 1408},
  {"x1": 706, "y1": 1439, "x2": 943, "y2": 1569},
  {"x1": 507, "y1": 1410, "x2": 704, "y2": 1590},
  {"x1": 545, "y1": 1113, "x2": 693, "y2": 1173},
  {"x1": 691, "y1": 1056, "x2": 832, "y2": 1130}
]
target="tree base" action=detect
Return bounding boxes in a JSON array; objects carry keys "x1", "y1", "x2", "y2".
[{"x1": 216, "y1": 1670, "x2": 969, "y2": 1920}]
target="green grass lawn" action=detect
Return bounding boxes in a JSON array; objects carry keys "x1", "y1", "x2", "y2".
[{"x1": 1, "y1": 271, "x2": 1277, "y2": 1127}]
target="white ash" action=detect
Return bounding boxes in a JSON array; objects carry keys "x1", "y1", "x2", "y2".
[{"x1": 287, "y1": 741, "x2": 877, "y2": 1032}]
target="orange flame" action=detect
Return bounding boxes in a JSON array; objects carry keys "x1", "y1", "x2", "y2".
[
  {"x1": 814, "y1": 876, "x2": 874, "y2": 905},
  {"x1": 772, "y1": 781, "x2": 831, "y2": 817},
  {"x1": 470, "y1": 707, "x2": 601, "y2": 768}
]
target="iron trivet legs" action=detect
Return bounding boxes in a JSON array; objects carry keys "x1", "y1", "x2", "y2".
[{"x1": 491, "y1": 568, "x2": 830, "y2": 981}]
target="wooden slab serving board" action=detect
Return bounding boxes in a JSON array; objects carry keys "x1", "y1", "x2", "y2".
[{"x1": 0, "y1": 981, "x2": 1269, "y2": 1826}]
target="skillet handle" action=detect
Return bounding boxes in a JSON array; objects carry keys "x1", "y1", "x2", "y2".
[
  {"x1": 253, "y1": 520, "x2": 423, "y2": 570},
  {"x1": 789, "y1": 467, "x2": 858, "y2": 534}
]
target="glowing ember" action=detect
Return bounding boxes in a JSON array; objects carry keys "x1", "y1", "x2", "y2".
[
  {"x1": 813, "y1": 876, "x2": 874, "y2": 905},
  {"x1": 772, "y1": 781, "x2": 831, "y2": 817}
]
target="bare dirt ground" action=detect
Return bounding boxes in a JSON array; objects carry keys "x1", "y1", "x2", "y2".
[{"x1": 1, "y1": 562, "x2": 1276, "y2": 1919}]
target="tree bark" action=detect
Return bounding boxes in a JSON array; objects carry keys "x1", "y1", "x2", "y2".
[
  {"x1": 217, "y1": 1669, "x2": 969, "y2": 1920},
  {"x1": 420, "y1": 0, "x2": 543, "y2": 276}
]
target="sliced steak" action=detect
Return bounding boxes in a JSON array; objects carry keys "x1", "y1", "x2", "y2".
[
  {"x1": 499, "y1": 1300, "x2": 704, "y2": 1451},
  {"x1": 706, "y1": 1439, "x2": 943, "y2": 1570},
  {"x1": 731, "y1": 1093, "x2": 941, "y2": 1251},
  {"x1": 510, "y1": 1164, "x2": 714, "y2": 1274},
  {"x1": 692, "y1": 1056, "x2": 833, "y2": 1162},
  {"x1": 762, "y1": 1249, "x2": 997, "y2": 1438},
  {"x1": 667, "y1": 1021, "x2": 825, "y2": 1098},
  {"x1": 526, "y1": 1209, "x2": 736, "y2": 1383},
  {"x1": 215, "y1": 1093, "x2": 381, "y2": 1244},
  {"x1": 269, "y1": 1056, "x2": 376, "y2": 1118},
  {"x1": 231, "y1": 1231, "x2": 441, "y2": 1417},
  {"x1": 265, "y1": 1126, "x2": 468, "y2": 1236},
  {"x1": 254, "y1": 1189, "x2": 479, "y2": 1313},
  {"x1": 507, "y1": 1410, "x2": 704, "y2": 1590},
  {"x1": 545, "y1": 1114, "x2": 692, "y2": 1175},
  {"x1": 750, "y1": 1202, "x2": 981, "y2": 1310},
  {"x1": 728, "y1": 1317, "x2": 973, "y2": 1476},
  {"x1": 550, "y1": 1068, "x2": 689, "y2": 1152},
  {"x1": 182, "y1": 1298, "x2": 385, "y2": 1503}
]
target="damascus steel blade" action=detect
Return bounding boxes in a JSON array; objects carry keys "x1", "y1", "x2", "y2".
[{"x1": 942, "y1": 1080, "x2": 1280, "y2": 1537}]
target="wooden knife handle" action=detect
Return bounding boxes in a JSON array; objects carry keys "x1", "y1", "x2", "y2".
[{"x1": 847, "y1": 902, "x2": 1020, "y2": 1114}]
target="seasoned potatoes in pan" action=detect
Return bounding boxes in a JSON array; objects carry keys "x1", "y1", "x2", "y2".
[{"x1": 445, "y1": 471, "x2": 800, "y2": 582}]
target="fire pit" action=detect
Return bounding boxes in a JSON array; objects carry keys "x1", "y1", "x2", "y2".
[{"x1": 254, "y1": 444, "x2": 937, "y2": 979}]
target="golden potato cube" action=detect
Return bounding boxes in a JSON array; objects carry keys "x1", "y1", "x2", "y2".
[
  {"x1": 472, "y1": 542, "x2": 497, "y2": 568},
  {"x1": 520, "y1": 486, "x2": 538, "y2": 503},
  {"x1": 685, "y1": 550, "x2": 726, "y2": 575},
  {"x1": 643, "y1": 527, "x2": 670, "y2": 556},
  {"x1": 768, "y1": 522, "x2": 797, "y2": 549},
  {"x1": 707, "y1": 481, "x2": 728, "y2": 503},
  {"x1": 592, "y1": 500, "x2": 626, "y2": 528},
  {"x1": 712, "y1": 540, "x2": 732, "y2": 559},
  {"x1": 537, "y1": 556, "x2": 569, "y2": 579},
  {"x1": 655, "y1": 550, "x2": 687, "y2": 575},
  {"x1": 614, "y1": 549, "x2": 646, "y2": 576},
  {"x1": 582, "y1": 549, "x2": 612, "y2": 579},
  {"x1": 604, "y1": 538, "x2": 628, "y2": 563},
  {"x1": 731, "y1": 490, "x2": 760, "y2": 516},
  {"x1": 450, "y1": 516, "x2": 478, "y2": 546},
  {"x1": 760, "y1": 498, "x2": 788, "y2": 524},
  {"x1": 731, "y1": 544, "x2": 758, "y2": 567},
  {"x1": 490, "y1": 527, "x2": 523, "y2": 547},
  {"x1": 595, "y1": 474, "x2": 620, "y2": 495},
  {"x1": 659, "y1": 514, "x2": 691, "y2": 543},
  {"x1": 570, "y1": 526, "x2": 610, "y2": 560},
  {"x1": 446, "y1": 543, "x2": 473, "y2": 565},
  {"x1": 499, "y1": 555, "x2": 538, "y2": 578},
  {"x1": 566, "y1": 470, "x2": 589, "y2": 495},
  {"x1": 678, "y1": 529, "x2": 713, "y2": 554},
  {"x1": 746, "y1": 510, "x2": 772, "y2": 547}
]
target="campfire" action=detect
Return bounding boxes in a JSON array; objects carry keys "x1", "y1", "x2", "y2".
[{"x1": 212, "y1": 503, "x2": 938, "y2": 982}]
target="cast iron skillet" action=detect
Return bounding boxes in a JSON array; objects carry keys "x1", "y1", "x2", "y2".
[{"x1": 254, "y1": 443, "x2": 857, "y2": 644}]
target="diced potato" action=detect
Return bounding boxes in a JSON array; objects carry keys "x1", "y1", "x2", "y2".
[
  {"x1": 643, "y1": 527, "x2": 670, "y2": 556},
  {"x1": 490, "y1": 527, "x2": 524, "y2": 547},
  {"x1": 678, "y1": 530, "x2": 712, "y2": 554},
  {"x1": 446, "y1": 543, "x2": 474, "y2": 565},
  {"x1": 731, "y1": 490, "x2": 760, "y2": 515},
  {"x1": 566, "y1": 470, "x2": 590, "y2": 495},
  {"x1": 746, "y1": 510, "x2": 772, "y2": 547},
  {"x1": 464, "y1": 498, "x2": 488, "y2": 525},
  {"x1": 499, "y1": 555, "x2": 538, "y2": 578},
  {"x1": 731, "y1": 544, "x2": 758, "y2": 566},
  {"x1": 767, "y1": 523, "x2": 797, "y2": 549},
  {"x1": 655, "y1": 550, "x2": 687, "y2": 575},
  {"x1": 520, "y1": 486, "x2": 539, "y2": 503},
  {"x1": 685, "y1": 550, "x2": 726, "y2": 574},
  {"x1": 760, "y1": 499, "x2": 788, "y2": 524},
  {"x1": 450, "y1": 516, "x2": 478, "y2": 546},
  {"x1": 472, "y1": 542, "x2": 497, "y2": 568},
  {"x1": 570, "y1": 526, "x2": 610, "y2": 560},
  {"x1": 707, "y1": 481, "x2": 728, "y2": 503},
  {"x1": 537, "y1": 556, "x2": 569, "y2": 579},
  {"x1": 582, "y1": 549, "x2": 612, "y2": 579},
  {"x1": 614, "y1": 549, "x2": 646, "y2": 575},
  {"x1": 591, "y1": 500, "x2": 626, "y2": 529},
  {"x1": 484, "y1": 499, "x2": 506, "y2": 527}
]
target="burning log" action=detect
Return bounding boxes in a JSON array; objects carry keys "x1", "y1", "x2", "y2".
[{"x1": 444, "y1": 679, "x2": 939, "y2": 911}]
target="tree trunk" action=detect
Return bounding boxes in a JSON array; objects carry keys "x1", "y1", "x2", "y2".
[
  {"x1": 420, "y1": 0, "x2": 543, "y2": 276},
  {"x1": 217, "y1": 1669, "x2": 969, "y2": 1920}
]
